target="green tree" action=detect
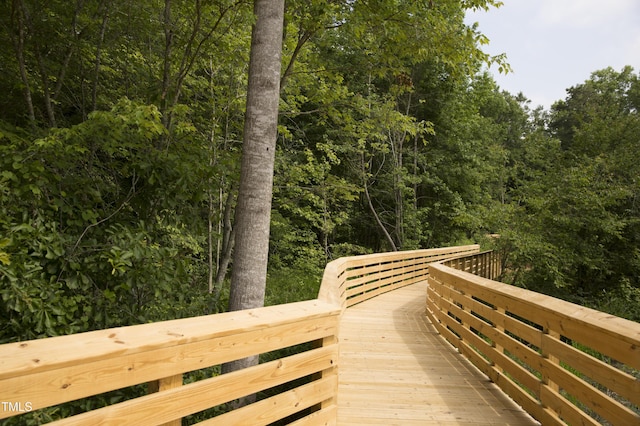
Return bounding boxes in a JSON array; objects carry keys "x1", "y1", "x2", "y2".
[
  {"x1": 0, "y1": 0, "x2": 518, "y2": 348},
  {"x1": 274, "y1": 0, "x2": 509, "y2": 252},
  {"x1": 0, "y1": 100, "x2": 216, "y2": 341},
  {"x1": 500, "y1": 67, "x2": 640, "y2": 320}
]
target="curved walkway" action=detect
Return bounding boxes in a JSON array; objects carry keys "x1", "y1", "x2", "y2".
[{"x1": 337, "y1": 281, "x2": 539, "y2": 425}]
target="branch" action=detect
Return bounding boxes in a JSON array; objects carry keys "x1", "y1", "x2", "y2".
[
  {"x1": 361, "y1": 153, "x2": 397, "y2": 251},
  {"x1": 69, "y1": 175, "x2": 138, "y2": 255}
]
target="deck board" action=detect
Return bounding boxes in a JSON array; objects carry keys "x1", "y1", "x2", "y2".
[{"x1": 337, "y1": 281, "x2": 539, "y2": 425}]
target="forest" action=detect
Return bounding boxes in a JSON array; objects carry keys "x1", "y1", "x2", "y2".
[{"x1": 1, "y1": 0, "x2": 639, "y2": 349}]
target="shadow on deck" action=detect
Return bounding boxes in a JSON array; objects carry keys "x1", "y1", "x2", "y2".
[{"x1": 337, "y1": 281, "x2": 539, "y2": 425}]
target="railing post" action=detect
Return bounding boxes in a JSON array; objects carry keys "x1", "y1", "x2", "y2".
[
  {"x1": 310, "y1": 333, "x2": 339, "y2": 422},
  {"x1": 494, "y1": 306, "x2": 506, "y2": 375},
  {"x1": 148, "y1": 374, "x2": 183, "y2": 426},
  {"x1": 541, "y1": 329, "x2": 561, "y2": 414},
  {"x1": 321, "y1": 334, "x2": 339, "y2": 410},
  {"x1": 484, "y1": 252, "x2": 492, "y2": 279}
]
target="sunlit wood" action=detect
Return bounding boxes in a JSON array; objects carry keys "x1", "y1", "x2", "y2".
[
  {"x1": 337, "y1": 281, "x2": 538, "y2": 425},
  {"x1": 428, "y1": 252, "x2": 640, "y2": 426},
  {"x1": 1, "y1": 246, "x2": 637, "y2": 425}
]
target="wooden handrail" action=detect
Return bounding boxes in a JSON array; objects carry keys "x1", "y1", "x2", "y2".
[
  {"x1": 0, "y1": 244, "x2": 479, "y2": 424},
  {"x1": 427, "y1": 252, "x2": 640, "y2": 425},
  {"x1": 1, "y1": 300, "x2": 341, "y2": 425},
  {"x1": 318, "y1": 245, "x2": 481, "y2": 309}
]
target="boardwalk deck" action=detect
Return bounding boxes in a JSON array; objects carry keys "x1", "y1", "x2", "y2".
[{"x1": 337, "y1": 281, "x2": 539, "y2": 425}]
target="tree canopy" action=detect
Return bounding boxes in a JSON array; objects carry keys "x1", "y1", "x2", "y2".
[{"x1": 1, "y1": 0, "x2": 638, "y2": 357}]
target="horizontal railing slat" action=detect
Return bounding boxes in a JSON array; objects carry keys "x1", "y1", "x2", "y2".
[
  {"x1": 541, "y1": 354, "x2": 639, "y2": 426},
  {"x1": 540, "y1": 333, "x2": 640, "y2": 407},
  {"x1": 539, "y1": 385, "x2": 599, "y2": 426},
  {"x1": 0, "y1": 301, "x2": 340, "y2": 416},
  {"x1": 203, "y1": 375, "x2": 337, "y2": 426},
  {"x1": 346, "y1": 275, "x2": 424, "y2": 307},
  {"x1": 1, "y1": 245, "x2": 479, "y2": 424},
  {"x1": 345, "y1": 270, "x2": 424, "y2": 299},
  {"x1": 344, "y1": 260, "x2": 429, "y2": 287},
  {"x1": 428, "y1": 253, "x2": 640, "y2": 426},
  {"x1": 0, "y1": 300, "x2": 338, "y2": 380},
  {"x1": 287, "y1": 404, "x2": 336, "y2": 426},
  {"x1": 433, "y1": 265, "x2": 640, "y2": 370},
  {"x1": 431, "y1": 288, "x2": 542, "y2": 394},
  {"x1": 50, "y1": 345, "x2": 338, "y2": 426}
]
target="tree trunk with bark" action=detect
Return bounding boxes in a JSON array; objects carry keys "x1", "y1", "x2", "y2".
[{"x1": 220, "y1": 0, "x2": 285, "y2": 402}]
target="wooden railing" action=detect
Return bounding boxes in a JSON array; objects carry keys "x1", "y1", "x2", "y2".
[
  {"x1": 0, "y1": 244, "x2": 479, "y2": 425},
  {"x1": 427, "y1": 251, "x2": 640, "y2": 425}
]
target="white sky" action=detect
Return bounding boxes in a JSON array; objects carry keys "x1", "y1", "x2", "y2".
[{"x1": 465, "y1": 0, "x2": 640, "y2": 109}]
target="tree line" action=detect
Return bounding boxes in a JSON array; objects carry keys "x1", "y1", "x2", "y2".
[{"x1": 1, "y1": 0, "x2": 638, "y2": 347}]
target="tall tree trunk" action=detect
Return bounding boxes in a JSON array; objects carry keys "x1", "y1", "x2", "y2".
[
  {"x1": 214, "y1": 189, "x2": 235, "y2": 290},
  {"x1": 208, "y1": 188, "x2": 215, "y2": 295},
  {"x1": 92, "y1": 2, "x2": 110, "y2": 112},
  {"x1": 392, "y1": 130, "x2": 404, "y2": 249},
  {"x1": 221, "y1": 0, "x2": 285, "y2": 396},
  {"x1": 20, "y1": 0, "x2": 58, "y2": 128},
  {"x1": 362, "y1": 153, "x2": 398, "y2": 251},
  {"x1": 160, "y1": 0, "x2": 173, "y2": 125},
  {"x1": 10, "y1": 0, "x2": 36, "y2": 127},
  {"x1": 34, "y1": 47, "x2": 56, "y2": 127}
]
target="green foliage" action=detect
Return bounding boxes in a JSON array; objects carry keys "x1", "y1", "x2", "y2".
[
  {"x1": 0, "y1": 98, "x2": 218, "y2": 342},
  {"x1": 265, "y1": 266, "x2": 323, "y2": 306},
  {"x1": 0, "y1": 2, "x2": 638, "y2": 423},
  {"x1": 496, "y1": 67, "x2": 640, "y2": 321},
  {"x1": 0, "y1": 0, "x2": 635, "y2": 347}
]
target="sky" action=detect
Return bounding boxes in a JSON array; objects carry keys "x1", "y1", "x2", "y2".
[{"x1": 465, "y1": 0, "x2": 640, "y2": 109}]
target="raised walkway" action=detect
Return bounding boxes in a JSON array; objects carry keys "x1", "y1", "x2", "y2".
[{"x1": 336, "y1": 281, "x2": 539, "y2": 425}]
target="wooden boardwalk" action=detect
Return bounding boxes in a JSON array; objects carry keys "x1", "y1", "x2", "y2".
[{"x1": 337, "y1": 281, "x2": 539, "y2": 425}]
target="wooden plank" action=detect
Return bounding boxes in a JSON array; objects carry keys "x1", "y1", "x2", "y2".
[
  {"x1": 540, "y1": 355, "x2": 640, "y2": 426},
  {"x1": 342, "y1": 245, "x2": 479, "y2": 266},
  {"x1": 439, "y1": 318, "x2": 546, "y2": 425},
  {"x1": 443, "y1": 284, "x2": 543, "y2": 349},
  {"x1": 200, "y1": 376, "x2": 337, "y2": 426},
  {"x1": 346, "y1": 275, "x2": 425, "y2": 307},
  {"x1": 339, "y1": 246, "x2": 479, "y2": 284},
  {"x1": 315, "y1": 334, "x2": 339, "y2": 419},
  {"x1": 317, "y1": 259, "x2": 347, "y2": 306},
  {"x1": 323, "y1": 252, "x2": 473, "y2": 310},
  {"x1": 541, "y1": 333, "x2": 640, "y2": 406},
  {"x1": 543, "y1": 312, "x2": 640, "y2": 372},
  {"x1": 428, "y1": 283, "x2": 550, "y2": 424},
  {"x1": 429, "y1": 267, "x2": 547, "y2": 330},
  {"x1": 345, "y1": 265, "x2": 428, "y2": 292},
  {"x1": 429, "y1": 265, "x2": 640, "y2": 371},
  {"x1": 148, "y1": 374, "x2": 182, "y2": 426},
  {"x1": 0, "y1": 306, "x2": 339, "y2": 416},
  {"x1": 287, "y1": 405, "x2": 336, "y2": 426},
  {"x1": 147, "y1": 374, "x2": 182, "y2": 393},
  {"x1": 539, "y1": 384, "x2": 599, "y2": 426},
  {"x1": 440, "y1": 292, "x2": 542, "y2": 382},
  {"x1": 343, "y1": 262, "x2": 398, "y2": 281},
  {"x1": 338, "y1": 282, "x2": 538, "y2": 425},
  {"x1": 429, "y1": 262, "x2": 640, "y2": 426},
  {"x1": 50, "y1": 345, "x2": 338, "y2": 426},
  {"x1": 346, "y1": 272, "x2": 406, "y2": 298},
  {"x1": 0, "y1": 300, "x2": 339, "y2": 379},
  {"x1": 436, "y1": 295, "x2": 543, "y2": 395}
]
